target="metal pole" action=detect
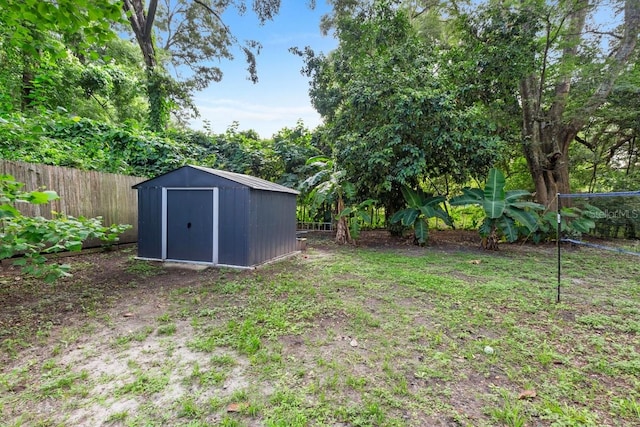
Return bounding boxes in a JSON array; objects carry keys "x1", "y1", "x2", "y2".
[{"x1": 557, "y1": 193, "x2": 561, "y2": 303}]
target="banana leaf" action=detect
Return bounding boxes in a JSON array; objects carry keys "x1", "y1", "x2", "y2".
[
  {"x1": 401, "y1": 186, "x2": 422, "y2": 208},
  {"x1": 504, "y1": 206, "x2": 539, "y2": 232},
  {"x1": 449, "y1": 187, "x2": 483, "y2": 206},
  {"x1": 496, "y1": 216, "x2": 518, "y2": 242},
  {"x1": 414, "y1": 218, "x2": 429, "y2": 244},
  {"x1": 483, "y1": 168, "x2": 506, "y2": 219}
]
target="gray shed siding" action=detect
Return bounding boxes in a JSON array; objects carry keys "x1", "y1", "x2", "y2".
[
  {"x1": 249, "y1": 190, "x2": 297, "y2": 266},
  {"x1": 134, "y1": 165, "x2": 298, "y2": 268},
  {"x1": 137, "y1": 186, "x2": 163, "y2": 259},
  {"x1": 217, "y1": 187, "x2": 250, "y2": 266}
]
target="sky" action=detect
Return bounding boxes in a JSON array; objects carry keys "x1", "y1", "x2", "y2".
[{"x1": 188, "y1": 0, "x2": 338, "y2": 139}]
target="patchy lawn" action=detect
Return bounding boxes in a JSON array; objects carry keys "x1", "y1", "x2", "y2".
[{"x1": 1, "y1": 231, "x2": 639, "y2": 426}]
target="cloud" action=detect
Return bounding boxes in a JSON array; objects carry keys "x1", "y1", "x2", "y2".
[
  {"x1": 195, "y1": 98, "x2": 316, "y2": 121},
  {"x1": 190, "y1": 98, "x2": 322, "y2": 137}
]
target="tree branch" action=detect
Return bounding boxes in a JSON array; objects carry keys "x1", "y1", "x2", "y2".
[
  {"x1": 572, "y1": 0, "x2": 640, "y2": 130},
  {"x1": 144, "y1": 0, "x2": 158, "y2": 39},
  {"x1": 193, "y1": 0, "x2": 231, "y2": 34}
]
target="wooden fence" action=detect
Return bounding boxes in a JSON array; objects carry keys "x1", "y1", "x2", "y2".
[{"x1": 0, "y1": 160, "x2": 145, "y2": 244}]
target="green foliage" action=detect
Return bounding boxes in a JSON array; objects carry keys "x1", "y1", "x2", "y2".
[
  {"x1": 146, "y1": 69, "x2": 172, "y2": 132},
  {"x1": 299, "y1": 156, "x2": 357, "y2": 219},
  {"x1": 295, "y1": 1, "x2": 502, "y2": 213},
  {"x1": 337, "y1": 199, "x2": 376, "y2": 240},
  {"x1": 0, "y1": 113, "x2": 210, "y2": 177},
  {"x1": 0, "y1": 174, "x2": 130, "y2": 282},
  {"x1": 532, "y1": 204, "x2": 603, "y2": 243},
  {"x1": 0, "y1": 0, "x2": 123, "y2": 57},
  {"x1": 450, "y1": 169, "x2": 542, "y2": 247},
  {"x1": 272, "y1": 121, "x2": 322, "y2": 188},
  {"x1": 590, "y1": 197, "x2": 640, "y2": 239},
  {"x1": 390, "y1": 187, "x2": 452, "y2": 245}
]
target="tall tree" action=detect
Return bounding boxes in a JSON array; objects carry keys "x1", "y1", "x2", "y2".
[
  {"x1": 453, "y1": 0, "x2": 640, "y2": 207},
  {"x1": 122, "y1": 0, "x2": 286, "y2": 130},
  {"x1": 296, "y1": 0, "x2": 502, "y2": 222}
]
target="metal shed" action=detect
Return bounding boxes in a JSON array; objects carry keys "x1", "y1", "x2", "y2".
[{"x1": 132, "y1": 165, "x2": 300, "y2": 268}]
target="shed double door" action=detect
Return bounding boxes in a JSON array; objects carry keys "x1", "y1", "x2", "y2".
[{"x1": 165, "y1": 188, "x2": 218, "y2": 263}]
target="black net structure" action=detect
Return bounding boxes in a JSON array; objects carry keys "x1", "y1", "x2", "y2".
[{"x1": 556, "y1": 190, "x2": 640, "y2": 302}]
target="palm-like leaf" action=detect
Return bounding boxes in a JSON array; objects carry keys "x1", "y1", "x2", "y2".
[
  {"x1": 479, "y1": 217, "x2": 493, "y2": 237},
  {"x1": 504, "y1": 206, "x2": 539, "y2": 232},
  {"x1": 449, "y1": 187, "x2": 483, "y2": 206},
  {"x1": 504, "y1": 190, "x2": 532, "y2": 201},
  {"x1": 401, "y1": 209, "x2": 420, "y2": 227},
  {"x1": 414, "y1": 218, "x2": 429, "y2": 244},
  {"x1": 401, "y1": 186, "x2": 422, "y2": 208},
  {"x1": 395, "y1": 186, "x2": 453, "y2": 244},
  {"x1": 496, "y1": 216, "x2": 518, "y2": 242},
  {"x1": 390, "y1": 208, "x2": 412, "y2": 224},
  {"x1": 510, "y1": 201, "x2": 544, "y2": 210},
  {"x1": 305, "y1": 155, "x2": 332, "y2": 166},
  {"x1": 483, "y1": 168, "x2": 506, "y2": 219}
]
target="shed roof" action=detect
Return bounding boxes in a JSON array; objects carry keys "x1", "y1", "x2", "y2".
[{"x1": 133, "y1": 165, "x2": 300, "y2": 195}]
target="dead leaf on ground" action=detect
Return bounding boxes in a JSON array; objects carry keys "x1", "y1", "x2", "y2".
[
  {"x1": 227, "y1": 402, "x2": 248, "y2": 412},
  {"x1": 518, "y1": 389, "x2": 537, "y2": 400}
]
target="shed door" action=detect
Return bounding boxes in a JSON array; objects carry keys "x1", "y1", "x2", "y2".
[{"x1": 166, "y1": 189, "x2": 217, "y2": 262}]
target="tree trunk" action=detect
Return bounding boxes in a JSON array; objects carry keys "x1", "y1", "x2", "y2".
[
  {"x1": 384, "y1": 182, "x2": 406, "y2": 237},
  {"x1": 21, "y1": 66, "x2": 34, "y2": 111},
  {"x1": 519, "y1": 0, "x2": 640, "y2": 209},
  {"x1": 519, "y1": 75, "x2": 574, "y2": 209},
  {"x1": 123, "y1": 0, "x2": 168, "y2": 131},
  {"x1": 335, "y1": 195, "x2": 351, "y2": 244},
  {"x1": 481, "y1": 223, "x2": 499, "y2": 250},
  {"x1": 123, "y1": 0, "x2": 157, "y2": 70}
]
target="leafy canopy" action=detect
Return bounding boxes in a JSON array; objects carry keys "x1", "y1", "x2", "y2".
[{"x1": 295, "y1": 0, "x2": 502, "y2": 211}]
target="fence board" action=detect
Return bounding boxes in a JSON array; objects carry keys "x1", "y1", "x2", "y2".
[{"x1": 0, "y1": 160, "x2": 145, "y2": 245}]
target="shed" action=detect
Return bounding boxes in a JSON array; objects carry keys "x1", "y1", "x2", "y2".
[{"x1": 132, "y1": 165, "x2": 300, "y2": 268}]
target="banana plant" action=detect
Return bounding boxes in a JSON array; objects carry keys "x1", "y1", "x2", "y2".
[
  {"x1": 449, "y1": 168, "x2": 543, "y2": 249},
  {"x1": 390, "y1": 186, "x2": 452, "y2": 245},
  {"x1": 337, "y1": 198, "x2": 376, "y2": 241},
  {"x1": 299, "y1": 156, "x2": 356, "y2": 244}
]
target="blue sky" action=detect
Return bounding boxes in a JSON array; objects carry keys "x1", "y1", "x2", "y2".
[{"x1": 189, "y1": 0, "x2": 337, "y2": 139}]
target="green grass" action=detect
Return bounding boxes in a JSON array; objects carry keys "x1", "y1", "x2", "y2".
[
  {"x1": 2, "y1": 237, "x2": 640, "y2": 425},
  {"x1": 126, "y1": 257, "x2": 164, "y2": 277}
]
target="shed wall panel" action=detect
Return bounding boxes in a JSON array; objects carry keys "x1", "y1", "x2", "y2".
[
  {"x1": 137, "y1": 187, "x2": 162, "y2": 259},
  {"x1": 218, "y1": 187, "x2": 250, "y2": 266},
  {"x1": 249, "y1": 191, "x2": 297, "y2": 266}
]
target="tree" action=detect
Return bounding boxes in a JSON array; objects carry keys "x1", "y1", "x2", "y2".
[
  {"x1": 295, "y1": 1, "x2": 502, "y2": 225},
  {"x1": 300, "y1": 156, "x2": 356, "y2": 244},
  {"x1": 570, "y1": 58, "x2": 640, "y2": 192},
  {"x1": 122, "y1": 0, "x2": 285, "y2": 130},
  {"x1": 272, "y1": 121, "x2": 321, "y2": 188},
  {"x1": 0, "y1": 0, "x2": 123, "y2": 111},
  {"x1": 452, "y1": 0, "x2": 640, "y2": 207}
]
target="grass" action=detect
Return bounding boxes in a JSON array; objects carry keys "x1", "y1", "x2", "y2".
[{"x1": 1, "y1": 234, "x2": 640, "y2": 426}]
